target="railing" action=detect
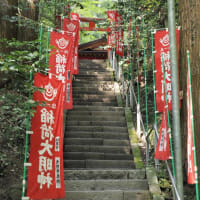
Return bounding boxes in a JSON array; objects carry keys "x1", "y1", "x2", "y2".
[{"x1": 108, "y1": 50, "x2": 181, "y2": 200}]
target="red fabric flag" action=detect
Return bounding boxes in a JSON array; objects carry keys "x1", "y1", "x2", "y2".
[
  {"x1": 187, "y1": 69, "x2": 195, "y2": 184},
  {"x1": 116, "y1": 29, "x2": 123, "y2": 57},
  {"x1": 154, "y1": 29, "x2": 180, "y2": 112},
  {"x1": 115, "y1": 12, "x2": 123, "y2": 57},
  {"x1": 154, "y1": 108, "x2": 171, "y2": 160},
  {"x1": 107, "y1": 10, "x2": 118, "y2": 49},
  {"x1": 63, "y1": 18, "x2": 80, "y2": 75},
  {"x1": 107, "y1": 10, "x2": 118, "y2": 22},
  {"x1": 71, "y1": 12, "x2": 79, "y2": 21},
  {"x1": 27, "y1": 73, "x2": 65, "y2": 199},
  {"x1": 49, "y1": 31, "x2": 74, "y2": 110}
]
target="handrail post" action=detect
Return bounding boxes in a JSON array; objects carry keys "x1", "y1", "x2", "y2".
[{"x1": 167, "y1": 0, "x2": 184, "y2": 198}]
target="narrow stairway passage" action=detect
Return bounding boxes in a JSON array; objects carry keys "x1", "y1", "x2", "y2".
[{"x1": 63, "y1": 59, "x2": 151, "y2": 200}]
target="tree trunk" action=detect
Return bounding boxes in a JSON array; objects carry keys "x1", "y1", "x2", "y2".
[
  {"x1": 0, "y1": 0, "x2": 18, "y2": 40},
  {"x1": 179, "y1": 0, "x2": 200, "y2": 183},
  {"x1": 18, "y1": 0, "x2": 39, "y2": 41}
]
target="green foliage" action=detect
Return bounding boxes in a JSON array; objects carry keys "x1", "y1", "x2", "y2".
[{"x1": 0, "y1": 38, "x2": 41, "y2": 176}]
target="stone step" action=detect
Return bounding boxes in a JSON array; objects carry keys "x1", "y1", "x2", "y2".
[
  {"x1": 64, "y1": 190, "x2": 151, "y2": 200},
  {"x1": 67, "y1": 110, "x2": 124, "y2": 117},
  {"x1": 64, "y1": 145, "x2": 131, "y2": 154},
  {"x1": 66, "y1": 120, "x2": 126, "y2": 127},
  {"x1": 73, "y1": 86, "x2": 114, "y2": 92},
  {"x1": 79, "y1": 64, "x2": 108, "y2": 70},
  {"x1": 73, "y1": 97, "x2": 116, "y2": 103},
  {"x1": 73, "y1": 81, "x2": 114, "y2": 88},
  {"x1": 73, "y1": 94, "x2": 116, "y2": 101},
  {"x1": 73, "y1": 93, "x2": 115, "y2": 98},
  {"x1": 66, "y1": 126, "x2": 127, "y2": 133},
  {"x1": 64, "y1": 169, "x2": 146, "y2": 180},
  {"x1": 76, "y1": 71, "x2": 111, "y2": 76},
  {"x1": 73, "y1": 101, "x2": 118, "y2": 106},
  {"x1": 65, "y1": 131, "x2": 129, "y2": 140},
  {"x1": 74, "y1": 80, "x2": 113, "y2": 84},
  {"x1": 65, "y1": 179, "x2": 148, "y2": 191},
  {"x1": 72, "y1": 105, "x2": 124, "y2": 111},
  {"x1": 66, "y1": 115, "x2": 125, "y2": 121},
  {"x1": 73, "y1": 90, "x2": 115, "y2": 95},
  {"x1": 64, "y1": 160, "x2": 135, "y2": 169},
  {"x1": 79, "y1": 64, "x2": 110, "y2": 71},
  {"x1": 75, "y1": 75, "x2": 112, "y2": 81},
  {"x1": 63, "y1": 152, "x2": 133, "y2": 160},
  {"x1": 64, "y1": 138, "x2": 130, "y2": 146}
]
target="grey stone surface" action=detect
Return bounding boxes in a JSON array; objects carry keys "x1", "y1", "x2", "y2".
[
  {"x1": 65, "y1": 191, "x2": 123, "y2": 200},
  {"x1": 65, "y1": 180, "x2": 148, "y2": 191},
  {"x1": 64, "y1": 169, "x2": 146, "y2": 180},
  {"x1": 62, "y1": 60, "x2": 152, "y2": 200}
]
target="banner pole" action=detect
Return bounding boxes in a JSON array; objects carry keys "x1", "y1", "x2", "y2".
[
  {"x1": 45, "y1": 28, "x2": 50, "y2": 70},
  {"x1": 151, "y1": 30, "x2": 159, "y2": 168},
  {"x1": 187, "y1": 51, "x2": 199, "y2": 200},
  {"x1": 142, "y1": 16, "x2": 149, "y2": 135},
  {"x1": 61, "y1": 15, "x2": 63, "y2": 30},
  {"x1": 167, "y1": 0, "x2": 184, "y2": 198},
  {"x1": 38, "y1": 24, "x2": 43, "y2": 71},
  {"x1": 161, "y1": 54, "x2": 176, "y2": 178},
  {"x1": 22, "y1": 71, "x2": 33, "y2": 199},
  {"x1": 134, "y1": 17, "x2": 141, "y2": 137}
]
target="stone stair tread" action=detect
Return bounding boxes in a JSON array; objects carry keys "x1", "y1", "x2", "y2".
[
  {"x1": 73, "y1": 93, "x2": 115, "y2": 98},
  {"x1": 64, "y1": 169, "x2": 146, "y2": 180},
  {"x1": 66, "y1": 121, "x2": 126, "y2": 127},
  {"x1": 73, "y1": 102, "x2": 118, "y2": 106},
  {"x1": 75, "y1": 77, "x2": 111, "y2": 81},
  {"x1": 64, "y1": 160, "x2": 135, "y2": 169},
  {"x1": 72, "y1": 105, "x2": 124, "y2": 111},
  {"x1": 64, "y1": 145, "x2": 131, "y2": 154},
  {"x1": 73, "y1": 98, "x2": 116, "y2": 103},
  {"x1": 64, "y1": 138, "x2": 130, "y2": 146},
  {"x1": 73, "y1": 87, "x2": 114, "y2": 92},
  {"x1": 66, "y1": 126, "x2": 127, "y2": 133},
  {"x1": 67, "y1": 115, "x2": 125, "y2": 121},
  {"x1": 63, "y1": 190, "x2": 151, "y2": 200},
  {"x1": 65, "y1": 179, "x2": 148, "y2": 191},
  {"x1": 65, "y1": 132, "x2": 129, "y2": 139},
  {"x1": 68, "y1": 110, "x2": 124, "y2": 114},
  {"x1": 63, "y1": 152, "x2": 133, "y2": 160}
]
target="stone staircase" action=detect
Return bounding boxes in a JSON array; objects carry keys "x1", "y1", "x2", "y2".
[{"x1": 64, "y1": 60, "x2": 151, "y2": 200}]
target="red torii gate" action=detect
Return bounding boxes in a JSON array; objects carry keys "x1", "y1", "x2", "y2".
[{"x1": 79, "y1": 17, "x2": 110, "y2": 32}]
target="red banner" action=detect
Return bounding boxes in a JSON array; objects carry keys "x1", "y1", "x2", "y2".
[
  {"x1": 107, "y1": 11, "x2": 118, "y2": 49},
  {"x1": 187, "y1": 69, "x2": 195, "y2": 184},
  {"x1": 154, "y1": 29, "x2": 180, "y2": 112},
  {"x1": 154, "y1": 108, "x2": 171, "y2": 160},
  {"x1": 116, "y1": 12, "x2": 123, "y2": 57},
  {"x1": 49, "y1": 31, "x2": 74, "y2": 110},
  {"x1": 107, "y1": 11, "x2": 123, "y2": 56},
  {"x1": 27, "y1": 73, "x2": 65, "y2": 199},
  {"x1": 63, "y1": 18, "x2": 80, "y2": 75},
  {"x1": 116, "y1": 29, "x2": 123, "y2": 57},
  {"x1": 107, "y1": 10, "x2": 118, "y2": 22},
  {"x1": 71, "y1": 12, "x2": 79, "y2": 21}
]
